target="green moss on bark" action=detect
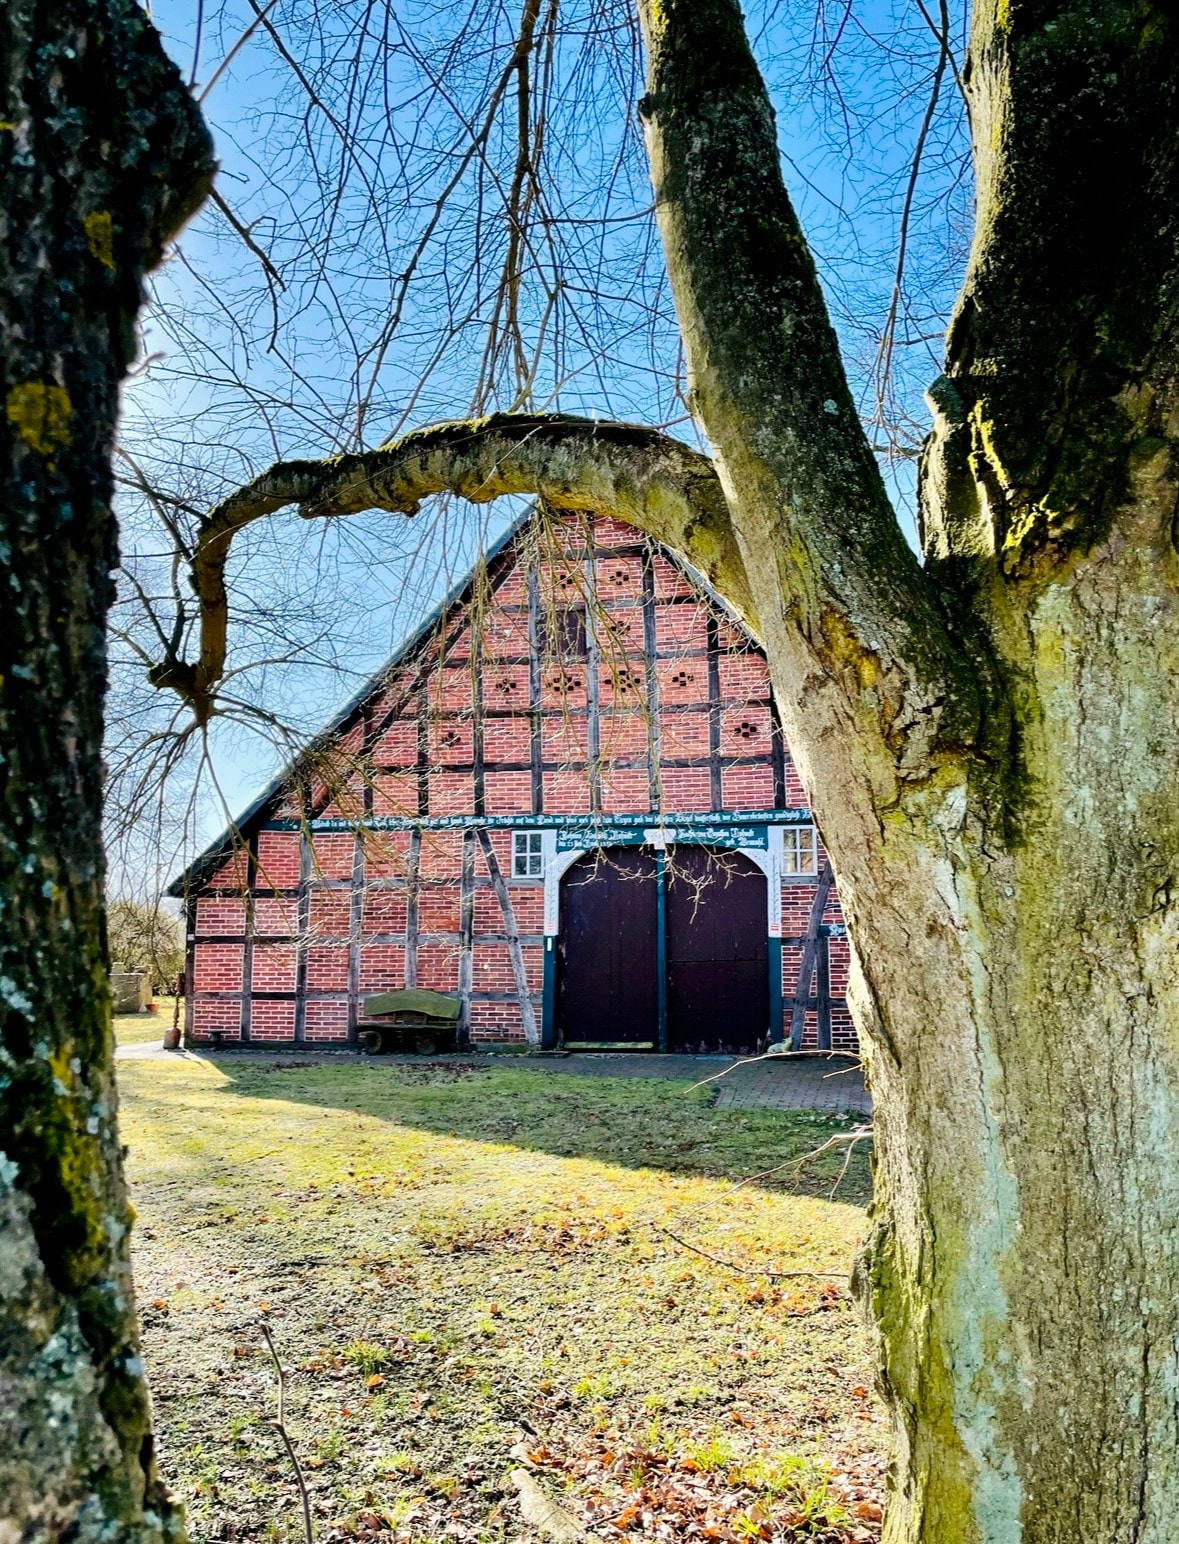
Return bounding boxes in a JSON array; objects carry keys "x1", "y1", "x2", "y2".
[
  {"x1": 0, "y1": 0, "x2": 212, "y2": 1536},
  {"x1": 930, "y1": 0, "x2": 1179, "y2": 573}
]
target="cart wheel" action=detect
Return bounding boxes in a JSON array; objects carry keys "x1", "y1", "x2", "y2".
[
  {"x1": 361, "y1": 1028, "x2": 384, "y2": 1055},
  {"x1": 413, "y1": 1033, "x2": 437, "y2": 1056}
]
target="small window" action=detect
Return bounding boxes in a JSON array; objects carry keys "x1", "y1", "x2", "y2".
[
  {"x1": 783, "y1": 825, "x2": 817, "y2": 876},
  {"x1": 512, "y1": 830, "x2": 544, "y2": 878}
]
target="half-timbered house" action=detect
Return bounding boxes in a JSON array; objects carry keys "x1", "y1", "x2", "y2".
[{"x1": 170, "y1": 509, "x2": 855, "y2": 1056}]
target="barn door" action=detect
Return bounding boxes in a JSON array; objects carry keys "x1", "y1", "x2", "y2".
[
  {"x1": 557, "y1": 847, "x2": 658, "y2": 1048},
  {"x1": 665, "y1": 847, "x2": 768, "y2": 1056}
]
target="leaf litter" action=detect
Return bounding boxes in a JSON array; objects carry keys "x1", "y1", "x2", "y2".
[{"x1": 119, "y1": 1056, "x2": 884, "y2": 1543}]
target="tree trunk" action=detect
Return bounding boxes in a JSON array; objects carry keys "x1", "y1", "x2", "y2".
[
  {"x1": 856, "y1": 505, "x2": 1179, "y2": 1543},
  {"x1": 138, "y1": 0, "x2": 1179, "y2": 1535},
  {"x1": 0, "y1": 3, "x2": 212, "y2": 1536},
  {"x1": 637, "y1": 1, "x2": 1179, "y2": 1539}
]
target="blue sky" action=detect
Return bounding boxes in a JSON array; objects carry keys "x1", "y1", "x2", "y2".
[{"x1": 115, "y1": 0, "x2": 971, "y2": 877}]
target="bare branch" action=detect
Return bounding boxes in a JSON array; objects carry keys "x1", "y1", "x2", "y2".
[
  {"x1": 654, "y1": 1226, "x2": 846, "y2": 1280},
  {"x1": 149, "y1": 412, "x2": 750, "y2": 725},
  {"x1": 260, "y1": 1320, "x2": 314, "y2": 1544}
]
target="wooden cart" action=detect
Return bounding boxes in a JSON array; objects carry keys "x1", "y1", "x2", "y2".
[{"x1": 357, "y1": 988, "x2": 461, "y2": 1054}]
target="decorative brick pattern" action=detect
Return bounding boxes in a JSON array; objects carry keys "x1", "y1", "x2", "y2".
[{"x1": 185, "y1": 513, "x2": 853, "y2": 1054}]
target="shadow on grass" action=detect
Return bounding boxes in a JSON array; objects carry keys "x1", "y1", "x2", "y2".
[{"x1": 200, "y1": 1057, "x2": 872, "y2": 1203}]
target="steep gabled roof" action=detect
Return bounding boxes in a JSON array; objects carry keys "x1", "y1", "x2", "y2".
[
  {"x1": 166, "y1": 506, "x2": 755, "y2": 899},
  {"x1": 167, "y1": 507, "x2": 532, "y2": 897}
]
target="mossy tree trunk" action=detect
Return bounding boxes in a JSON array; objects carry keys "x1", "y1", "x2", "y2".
[
  {"x1": 139, "y1": 0, "x2": 1179, "y2": 1537},
  {"x1": 639, "y1": 1, "x2": 1179, "y2": 1539},
  {"x1": 0, "y1": 2, "x2": 212, "y2": 1537}
]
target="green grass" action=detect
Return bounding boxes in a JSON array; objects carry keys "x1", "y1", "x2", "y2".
[
  {"x1": 113, "y1": 995, "x2": 176, "y2": 1045},
  {"x1": 118, "y1": 1056, "x2": 885, "y2": 1542}
]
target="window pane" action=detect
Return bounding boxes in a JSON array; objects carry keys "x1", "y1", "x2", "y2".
[
  {"x1": 529, "y1": 853, "x2": 542, "y2": 875},
  {"x1": 783, "y1": 828, "x2": 800, "y2": 874},
  {"x1": 800, "y1": 827, "x2": 816, "y2": 871}
]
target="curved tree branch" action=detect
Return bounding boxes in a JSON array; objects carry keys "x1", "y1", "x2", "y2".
[{"x1": 149, "y1": 412, "x2": 750, "y2": 723}]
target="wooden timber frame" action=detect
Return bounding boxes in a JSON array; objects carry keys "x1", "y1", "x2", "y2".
[{"x1": 173, "y1": 510, "x2": 852, "y2": 1052}]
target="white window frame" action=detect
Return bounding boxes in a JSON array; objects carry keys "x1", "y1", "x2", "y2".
[
  {"x1": 782, "y1": 824, "x2": 818, "y2": 877},
  {"x1": 511, "y1": 829, "x2": 545, "y2": 879}
]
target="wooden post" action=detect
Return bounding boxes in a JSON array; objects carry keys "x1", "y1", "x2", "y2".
[
  {"x1": 457, "y1": 830, "x2": 475, "y2": 1046},
  {"x1": 706, "y1": 613, "x2": 723, "y2": 812},
  {"x1": 655, "y1": 849, "x2": 668, "y2": 1053},
  {"x1": 293, "y1": 822, "x2": 312, "y2": 1046},
  {"x1": 239, "y1": 833, "x2": 258, "y2": 1043},
  {"x1": 642, "y1": 544, "x2": 663, "y2": 814},
  {"x1": 817, "y1": 934, "x2": 832, "y2": 1051},
  {"x1": 789, "y1": 860, "x2": 834, "y2": 1051},
  {"x1": 478, "y1": 829, "x2": 538, "y2": 1045},
  {"x1": 582, "y1": 524, "x2": 602, "y2": 813},
  {"x1": 527, "y1": 564, "x2": 544, "y2": 814},
  {"x1": 404, "y1": 829, "x2": 421, "y2": 989}
]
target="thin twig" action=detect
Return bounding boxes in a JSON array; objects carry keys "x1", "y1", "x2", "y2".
[
  {"x1": 669, "y1": 1125, "x2": 875, "y2": 1229},
  {"x1": 682, "y1": 1047, "x2": 861, "y2": 1095},
  {"x1": 654, "y1": 1226, "x2": 845, "y2": 1280},
  {"x1": 260, "y1": 1319, "x2": 315, "y2": 1544},
  {"x1": 208, "y1": 187, "x2": 286, "y2": 290},
  {"x1": 829, "y1": 1134, "x2": 863, "y2": 1199},
  {"x1": 197, "y1": 0, "x2": 281, "y2": 102}
]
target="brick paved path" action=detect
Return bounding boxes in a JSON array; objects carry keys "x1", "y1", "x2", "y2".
[
  {"x1": 517, "y1": 1052, "x2": 870, "y2": 1116},
  {"x1": 709, "y1": 1055, "x2": 869, "y2": 1116},
  {"x1": 118, "y1": 1040, "x2": 870, "y2": 1116}
]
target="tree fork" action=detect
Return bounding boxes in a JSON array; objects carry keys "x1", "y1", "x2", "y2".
[
  {"x1": 0, "y1": 1, "x2": 213, "y2": 1536},
  {"x1": 635, "y1": 3, "x2": 1179, "y2": 1541},
  {"x1": 137, "y1": 2, "x2": 1179, "y2": 1540},
  {"x1": 635, "y1": 0, "x2": 999, "y2": 815}
]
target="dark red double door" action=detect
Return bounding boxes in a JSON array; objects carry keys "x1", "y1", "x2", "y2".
[{"x1": 557, "y1": 845, "x2": 768, "y2": 1055}]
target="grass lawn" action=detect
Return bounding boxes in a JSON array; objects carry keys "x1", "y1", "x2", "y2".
[
  {"x1": 114, "y1": 997, "x2": 177, "y2": 1046},
  {"x1": 119, "y1": 1056, "x2": 885, "y2": 1544}
]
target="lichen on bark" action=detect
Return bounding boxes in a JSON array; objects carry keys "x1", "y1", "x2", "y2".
[
  {"x1": 0, "y1": 1, "x2": 212, "y2": 1536},
  {"x1": 136, "y1": 1, "x2": 1179, "y2": 1539}
]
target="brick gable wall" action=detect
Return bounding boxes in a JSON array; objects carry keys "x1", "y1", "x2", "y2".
[{"x1": 185, "y1": 512, "x2": 855, "y2": 1053}]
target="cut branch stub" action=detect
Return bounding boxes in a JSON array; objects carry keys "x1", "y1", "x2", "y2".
[{"x1": 158, "y1": 413, "x2": 752, "y2": 724}]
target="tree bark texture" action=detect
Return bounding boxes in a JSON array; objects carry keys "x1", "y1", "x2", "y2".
[
  {"x1": 638, "y1": 2, "x2": 1179, "y2": 1540},
  {"x1": 0, "y1": 3, "x2": 212, "y2": 1538},
  {"x1": 146, "y1": 0, "x2": 1179, "y2": 1538}
]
